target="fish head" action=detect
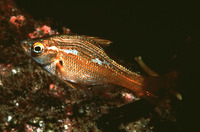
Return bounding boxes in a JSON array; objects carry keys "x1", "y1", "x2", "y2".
[{"x1": 21, "y1": 38, "x2": 59, "y2": 65}]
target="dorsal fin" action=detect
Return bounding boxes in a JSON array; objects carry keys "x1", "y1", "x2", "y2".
[{"x1": 81, "y1": 35, "x2": 112, "y2": 46}]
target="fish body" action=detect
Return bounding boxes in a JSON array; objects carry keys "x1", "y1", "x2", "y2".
[{"x1": 21, "y1": 35, "x2": 159, "y2": 102}]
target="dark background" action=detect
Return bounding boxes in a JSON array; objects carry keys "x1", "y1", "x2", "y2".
[
  {"x1": 14, "y1": 0, "x2": 199, "y2": 73},
  {"x1": 14, "y1": 0, "x2": 200, "y2": 131}
]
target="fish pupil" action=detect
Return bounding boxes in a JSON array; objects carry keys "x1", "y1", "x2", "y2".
[{"x1": 34, "y1": 46, "x2": 41, "y2": 52}]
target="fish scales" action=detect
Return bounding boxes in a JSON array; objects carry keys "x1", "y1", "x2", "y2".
[
  {"x1": 62, "y1": 53, "x2": 110, "y2": 84},
  {"x1": 21, "y1": 34, "x2": 161, "y2": 102}
]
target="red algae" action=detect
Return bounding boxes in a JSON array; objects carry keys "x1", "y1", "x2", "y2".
[
  {"x1": 29, "y1": 25, "x2": 59, "y2": 38},
  {"x1": 9, "y1": 15, "x2": 25, "y2": 28}
]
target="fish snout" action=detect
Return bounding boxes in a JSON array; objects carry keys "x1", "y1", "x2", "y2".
[{"x1": 21, "y1": 40, "x2": 32, "y2": 56}]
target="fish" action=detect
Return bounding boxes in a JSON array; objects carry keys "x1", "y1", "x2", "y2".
[{"x1": 21, "y1": 34, "x2": 165, "y2": 103}]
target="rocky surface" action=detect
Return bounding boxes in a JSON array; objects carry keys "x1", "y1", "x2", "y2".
[{"x1": 1, "y1": 0, "x2": 195, "y2": 131}]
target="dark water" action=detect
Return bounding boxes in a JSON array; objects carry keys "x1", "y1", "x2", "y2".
[
  {"x1": 14, "y1": 0, "x2": 198, "y2": 72},
  {"x1": 14, "y1": 1, "x2": 200, "y2": 131}
]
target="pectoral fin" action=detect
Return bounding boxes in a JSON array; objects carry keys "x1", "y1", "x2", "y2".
[{"x1": 55, "y1": 59, "x2": 77, "y2": 89}]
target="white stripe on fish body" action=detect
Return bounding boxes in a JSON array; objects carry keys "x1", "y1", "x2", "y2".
[
  {"x1": 92, "y1": 58, "x2": 102, "y2": 65},
  {"x1": 103, "y1": 60, "x2": 110, "y2": 66},
  {"x1": 91, "y1": 58, "x2": 112, "y2": 67},
  {"x1": 60, "y1": 49, "x2": 79, "y2": 55},
  {"x1": 46, "y1": 46, "x2": 58, "y2": 51}
]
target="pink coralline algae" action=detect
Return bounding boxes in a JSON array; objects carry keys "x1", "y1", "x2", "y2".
[
  {"x1": 29, "y1": 25, "x2": 59, "y2": 38},
  {"x1": 9, "y1": 15, "x2": 25, "y2": 28},
  {"x1": 122, "y1": 92, "x2": 137, "y2": 103},
  {"x1": 25, "y1": 124, "x2": 43, "y2": 132},
  {"x1": 49, "y1": 84, "x2": 64, "y2": 99},
  {"x1": 0, "y1": 64, "x2": 12, "y2": 77}
]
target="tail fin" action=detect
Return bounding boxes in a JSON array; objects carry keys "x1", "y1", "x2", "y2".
[
  {"x1": 141, "y1": 76, "x2": 166, "y2": 103},
  {"x1": 134, "y1": 56, "x2": 181, "y2": 103},
  {"x1": 141, "y1": 72, "x2": 181, "y2": 104}
]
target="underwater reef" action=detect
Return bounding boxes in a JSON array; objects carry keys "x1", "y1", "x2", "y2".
[{"x1": 0, "y1": 0, "x2": 198, "y2": 131}]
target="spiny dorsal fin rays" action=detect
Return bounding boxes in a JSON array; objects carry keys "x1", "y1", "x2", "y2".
[
  {"x1": 57, "y1": 34, "x2": 112, "y2": 46},
  {"x1": 81, "y1": 35, "x2": 112, "y2": 46}
]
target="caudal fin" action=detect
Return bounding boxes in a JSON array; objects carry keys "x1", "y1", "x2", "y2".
[
  {"x1": 141, "y1": 71, "x2": 181, "y2": 104},
  {"x1": 134, "y1": 56, "x2": 181, "y2": 103}
]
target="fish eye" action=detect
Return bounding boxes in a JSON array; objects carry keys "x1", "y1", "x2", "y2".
[{"x1": 32, "y1": 42, "x2": 44, "y2": 53}]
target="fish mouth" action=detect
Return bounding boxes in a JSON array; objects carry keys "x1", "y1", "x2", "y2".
[{"x1": 21, "y1": 40, "x2": 32, "y2": 56}]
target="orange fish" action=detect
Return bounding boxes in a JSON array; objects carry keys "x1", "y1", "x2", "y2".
[{"x1": 21, "y1": 35, "x2": 164, "y2": 103}]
